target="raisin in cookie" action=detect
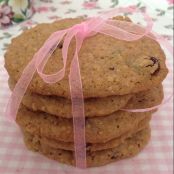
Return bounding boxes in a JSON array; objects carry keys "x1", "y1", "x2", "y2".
[{"x1": 5, "y1": 18, "x2": 168, "y2": 98}]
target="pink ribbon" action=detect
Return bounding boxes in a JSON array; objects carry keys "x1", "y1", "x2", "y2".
[{"x1": 6, "y1": 6, "x2": 173, "y2": 168}]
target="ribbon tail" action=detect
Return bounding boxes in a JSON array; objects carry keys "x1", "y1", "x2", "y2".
[
  {"x1": 122, "y1": 92, "x2": 173, "y2": 113},
  {"x1": 69, "y1": 35, "x2": 86, "y2": 168},
  {"x1": 153, "y1": 32, "x2": 174, "y2": 57},
  {"x1": 5, "y1": 57, "x2": 37, "y2": 121},
  {"x1": 99, "y1": 6, "x2": 153, "y2": 34},
  {"x1": 6, "y1": 30, "x2": 69, "y2": 122}
]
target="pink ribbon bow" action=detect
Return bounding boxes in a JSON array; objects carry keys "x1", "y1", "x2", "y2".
[{"x1": 6, "y1": 6, "x2": 173, "y2": 168}]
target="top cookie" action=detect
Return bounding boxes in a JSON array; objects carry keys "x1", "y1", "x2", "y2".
[{"x1": 5, "y1": 17, "x2": 168, "y2": 98}]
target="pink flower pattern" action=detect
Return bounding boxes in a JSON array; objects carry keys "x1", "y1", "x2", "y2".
[
  {"x1": 35, "y1": 6, "x2": 56, "y2": 13},
  {"x1": 0, "y1": 5, "x2": 13, "y2": 27},
  {"x1": 48, "y1": 15, "x2": 61, "y2": 20},
  {"x1": 35, "y1": 6, "x2": 50, "y2": 13},
  {"x1": 83, "y1": 0, "x2": 98, "y2": 9},
  {"x1": 167, "y1": 0, "x2": 174, "y2": 4},
  {"x1": 20, "y1": 20, "x2": 37, "y2": 28}
]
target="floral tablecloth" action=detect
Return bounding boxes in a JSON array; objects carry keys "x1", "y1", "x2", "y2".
[{"x1": 0, "y1": 0, "x2": 173, "y2": 174}]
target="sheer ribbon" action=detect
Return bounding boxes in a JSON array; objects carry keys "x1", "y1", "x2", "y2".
[{"x1": 6, "y1": 6, "x2": 173, "y2": 168}]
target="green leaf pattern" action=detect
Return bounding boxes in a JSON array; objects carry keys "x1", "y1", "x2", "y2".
[
  {"x1": 110, "y1": 0, "x2": 119, "y2": 8},
  {"x1": 0, "y1": 0, "x2": 33, "y2": 25}
]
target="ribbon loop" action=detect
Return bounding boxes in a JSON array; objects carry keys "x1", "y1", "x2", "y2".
[
  {"x1": 72, "y1": 22, "x2": 89, "y2": 39},
  {"x1": 35, "y1": 30, "x2": 68, "y2": 83}
]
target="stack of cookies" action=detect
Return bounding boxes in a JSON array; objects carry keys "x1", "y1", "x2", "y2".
[{"x1": 5, "y1": 17, "x2": 168, "y2": 167}]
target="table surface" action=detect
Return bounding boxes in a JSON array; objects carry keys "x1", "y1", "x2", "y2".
[{"x1": 0, "y1": 0, "x2": 173, "y2": 174}]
